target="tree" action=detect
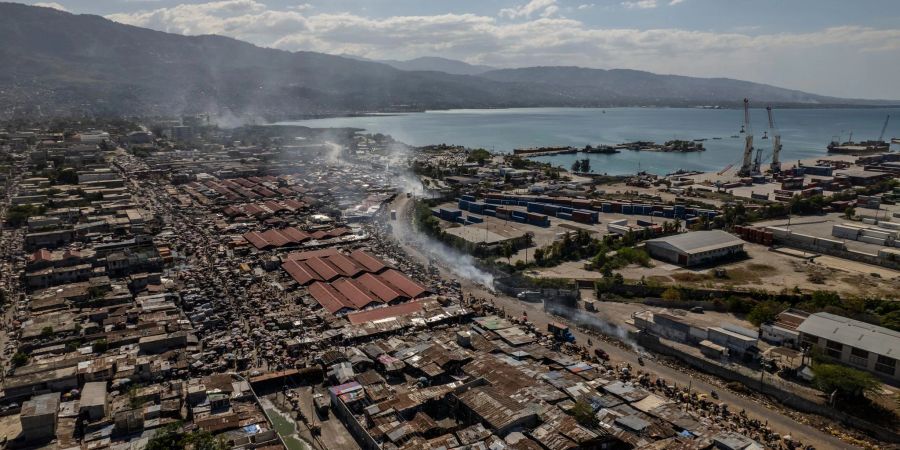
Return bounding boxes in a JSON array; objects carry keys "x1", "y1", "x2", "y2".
[
  {"x1": 93, "y1": 339, "x2": 109, "y2": 353},
  {"x1": 146, "y1": 424, "x2": 228, "y2": 450},
  {"x1": 501, "y1": 242, "x2": 515, "y2": 264},
  {"x1": 661, "y1": 287, "x2": 682, "y2": 301},
  {"x1": 811, "y1": 363, "x2": 880, "y2": 399},
  {"x1": 746, "y1": 301, "x2": 787, "y2": 327},
  {"x1": 881, "y1": 310, "x2": 900, "y2": 332},
  {"x1": 844, "y1": 206, "x2": 855, "y2": 219},
  {"x1": 11, "y1": 352, "x2": 28, "y2": 367},
  {"x1": 571, "y1": 399, "x2": 598, "y2": 428}
]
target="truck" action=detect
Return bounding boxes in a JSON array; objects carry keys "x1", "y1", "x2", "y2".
[{"x1": 547, "y1": 322, "x2": 576, "y2": 343}]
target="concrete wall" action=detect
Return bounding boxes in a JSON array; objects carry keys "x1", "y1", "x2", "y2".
[{"x1": 637, "y1": 333, "x2": 900, "y2": 444}]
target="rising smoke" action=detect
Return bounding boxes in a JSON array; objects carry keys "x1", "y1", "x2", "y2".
[{"x1": 553, "y1": 304, "x2": 640, "y2": 350}]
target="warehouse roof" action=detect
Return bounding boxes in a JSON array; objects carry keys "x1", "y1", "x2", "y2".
[
  {"x1": 797, "y1": 312, "x2": 900, "y2": 357},
  {"x1": 645, "y1": 230, "x2": 743, "y2": 255}
]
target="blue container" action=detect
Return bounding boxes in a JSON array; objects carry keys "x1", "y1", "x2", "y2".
[
  {"x1": 458, "y1": 200, "x2": 469, "y2": 211},
  {"x1": 558, "y1": 212, "x2": 572, "y2": 220},
  {"x1": 622, "y1": 205, "x2": 633, "y2": 215},
  {"x1": 432, "y1": 209, "x2": 441, "y2": 217},
  {"x1": 484, "y1": 209, "x2": 496, "y2": 217},
  {"x1": 602, "y1": 203, "x2": 611, "y2": 213},
  {"x1": 461, "y1": 195, "x2": 476, "y2": 202},
  {"x1": 468, "y1": 216, "x2": 483, "y2": 224},
  {"x1": 486, "y1": 198, "x2": 501, "y2": 204},
  {"x1": 560, "y1": 207, "x2": 574, "y2": 214},
  {"x1": 651, "y1": 211, "x2": 663, "y2": 217},
  {"x1": 512, "y1": 215, "x2": 526, "y2": 223},
  {"x1": 527, "y1": 203, "x2": 541, "y2": 213},
  {"x1": 512, "y1": 211, "x2": 526, "y2": 219},
  {"x1": 518, "y1": 201, "x2": 528, "y2": 207}
]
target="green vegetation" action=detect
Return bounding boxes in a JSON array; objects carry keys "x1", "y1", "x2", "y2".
[
  {"x1": 146, "y1": 423, "x2": 228, "y2": 450},
  {"x1": 466, "y1": 148, "x2": 491, "y2": 165},
  {"x1": 746, "y1": 300, "x2": 788, "y2": 326},
  {"x1": 40, "y1": 326, "x2": 54, "y2": 338},
  {"x1": 93, "y1": 339, "x2": 109, "y2": 353},
  {"x1": 11, "y1": 352, "x2": 28, "y2": 367},
  {"x1": 5, "y1": 204, "x2": 46, "y2": 227},
  {"x1": 811, "y1": 363, "x2": 881, "y2": 399},
  {"x1": 570, "y1": 399, "x2": 598, "y2": 428}
]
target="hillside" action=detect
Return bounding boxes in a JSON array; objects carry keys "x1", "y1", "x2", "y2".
[{"x1": 0, "y1": 3, "x2": 893, "y2": 120}]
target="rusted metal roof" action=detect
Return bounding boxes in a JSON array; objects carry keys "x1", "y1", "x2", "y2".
[
  {"x1": 355, "y1": 273, "x2": 402, "y2": 302},
  {"x1": 379, "y1": 269, "x2": 427, "y2": 298},
  {"x1": 349, "y1": 249, "x2": 387, "y2": 273}
]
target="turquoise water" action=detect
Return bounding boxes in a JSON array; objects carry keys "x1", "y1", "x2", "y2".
[{"x1": 278, "y1": 107, "x2": 900, "y2": 175}]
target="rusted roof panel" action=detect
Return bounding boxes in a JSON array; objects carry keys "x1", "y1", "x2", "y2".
[
  {"x1": 350, "y1": 250, "x2": 387, "y2": 273},
  {"x1": 308, "y1": 281, "x2": 351, "y2": 314},
  {"x1": 355, "y1": 273, "x2": 402, "y2": 302},
  {"x1": 379, "y1": 269, "x2": 427, "y2": 298},
  {"x1": 332, "y1": 278, "x2": 378, "y2": 309},
  {"x1": 305, "y1": 257, "x2": 340, "y2": 281}
]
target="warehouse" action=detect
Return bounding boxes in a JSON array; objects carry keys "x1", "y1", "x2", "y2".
[
  {"x1": 797, "y1": 312, "x2": 900, "y2": 382},
  {"x1": 644, "y1": 230, "x2": 745, "y2": 267}
]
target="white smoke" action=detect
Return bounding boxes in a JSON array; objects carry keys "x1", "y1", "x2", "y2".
[
  {"x1": 323, "y1": 141, "x2": 345, "y2": 165},
  {"x1": 393, "y1": 198, "x2": 494, "y2": 289},
  {"x1": 553, "y1": 304, "x2": 639, "y2": 350}
]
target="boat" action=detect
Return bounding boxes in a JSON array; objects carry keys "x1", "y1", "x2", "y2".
[
  {"x1": 739, "y1": 125, "x2": 745, "y2": 133},
  {"x1": 712, "y1": 137, "x2": 722, "y2": 140},
  {"x1": 892, "y1": 138, "x2": 900, "y2": 144},
  {"x1": 761, "y1": 131, "x2": 768, "y2": 140},
  {"x1": 827, "y1": 140, "x2": 890, "y2": 154}
]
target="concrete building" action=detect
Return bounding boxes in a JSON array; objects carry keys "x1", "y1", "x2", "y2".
[
  {"x1": 798, "y1": 312, "x2": 900, "y2": 382},
  {"x1": 80, "y1": 381, "x2": 109, "y2": 420},
  {"x1": 644, "y1": 230, "x2": 744, "y2": 267},
  {"x1": 21, "y1": 392, "x2": 60, "y2": 442},
  {"x1": 760, "y1": 309, "x2": 810, "y2": 348}
]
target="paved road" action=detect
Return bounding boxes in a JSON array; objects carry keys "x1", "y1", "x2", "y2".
[{"x1": 389, "y1": 194, "x2": 856, "y2": 450}]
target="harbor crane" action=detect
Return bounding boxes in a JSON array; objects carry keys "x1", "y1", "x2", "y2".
[
  {"x1": 738, "y1": 98, "x2": 755, "y2": 176},
  {"x1": 878, "y1": 114, "x2": 891, "y2": 142},
  {"x1": 767, "y1": 106, "x2": 782, "y2": 172}
]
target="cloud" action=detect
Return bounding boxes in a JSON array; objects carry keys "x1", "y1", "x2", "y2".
[
  {"x1": 499, "y1": 0, "x2": 559, "y2": 19},
  {"x1": 105, "y1": 1, "x2": 900, "y2": 98},
  {"x1": 34, "y1": 2, "x2": 68, "y2": 11},
  {"x1": 669, "y1": 0, "x2": 686, "y2": 5},
  {"x1": 621, "y1": 0, "x2": 657, "y2": 9},
  {"x1": 577, "y1": 3, "x2": 595, "y2": 10}
]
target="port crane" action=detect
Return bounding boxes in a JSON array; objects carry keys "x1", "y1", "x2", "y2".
[
  {"x1": 766, "y1": 106, "x2": 782, "y2": 172},
  {"x1": 878, "y1": 114, "x2": 891, "y2": 142},
  {"x1": 738, "y1": 98, "x2": 755, "y2": 176}
]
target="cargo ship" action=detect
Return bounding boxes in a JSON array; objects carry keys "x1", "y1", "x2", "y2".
[{"x1": 827, "y1": 139, "x2": 890, "y2": 154}]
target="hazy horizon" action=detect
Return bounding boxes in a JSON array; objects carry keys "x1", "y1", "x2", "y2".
[{"x1": 19, "y1": 0, "x2": 900, "y2": 101}]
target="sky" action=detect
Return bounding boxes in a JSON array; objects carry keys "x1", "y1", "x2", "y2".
[{"x1": 23, "y1": 0, "x2": 900, "y2": 99}]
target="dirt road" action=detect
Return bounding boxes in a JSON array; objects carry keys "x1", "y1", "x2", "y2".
[{"x1": 389, "y1": 194, "x2": 858, "y2": 450}]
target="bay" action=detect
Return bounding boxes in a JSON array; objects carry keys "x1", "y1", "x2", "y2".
[{"x1": 277, "y1": 107, "x2": 900, "y2": 175}]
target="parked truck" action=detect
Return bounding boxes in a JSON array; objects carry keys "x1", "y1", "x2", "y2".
[{"x1": 547, "y1": 322, "x2": 576, "y2": 343}]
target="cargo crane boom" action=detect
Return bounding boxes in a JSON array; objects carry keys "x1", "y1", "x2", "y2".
[
  {"x1": 739, "y1": 98, "x2": 754, "y2": 176},
  {"x1": 879, "y1": 114, "x2": 890, "y2": 142},
  {"x1": 767, "y1": 106, "x2": 782, "y2": 172}
]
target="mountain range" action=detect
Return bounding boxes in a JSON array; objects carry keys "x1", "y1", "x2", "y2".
[{"x1": 0, "y1": 2, "x2": 895, "y2": 121}]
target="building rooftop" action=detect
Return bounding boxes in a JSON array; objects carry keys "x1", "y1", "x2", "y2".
[
  {"x1": 797, "y1": 312, "x2": 900, "y2": 357},
  {"x1": 645, "y1": 230, "x2": 743, "y2": 255}
]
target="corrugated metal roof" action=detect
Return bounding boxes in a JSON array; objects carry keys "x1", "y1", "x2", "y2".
[
  {"x1": 355, "y1": 273, "x2": 402, "y2": 302},
  {"x1": 332, "y1": 278, "x2": 378, "y2": 309},
  {"x1": 379, "y1": 269, "x2": 427, "y2": 298},
  {"x1": 308, "y1": 281, "x2": 351, "y2": 314},
  {"x1": 797, "y1": 312, "x2": 900, "y2": 357},
  {"x1": 305, "y1": 257, "x2": 341, "y2": 281},
  {"x1": 646, "y1": 230, "x2": 743, "y2": 255},
  {"x1": 350, "y1": 249, "x2": 387, "y2": 273}
]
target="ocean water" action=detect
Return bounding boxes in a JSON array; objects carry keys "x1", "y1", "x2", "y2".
[{"x1": 277, "y1": 107, "x2": 900, "y2": 175}]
